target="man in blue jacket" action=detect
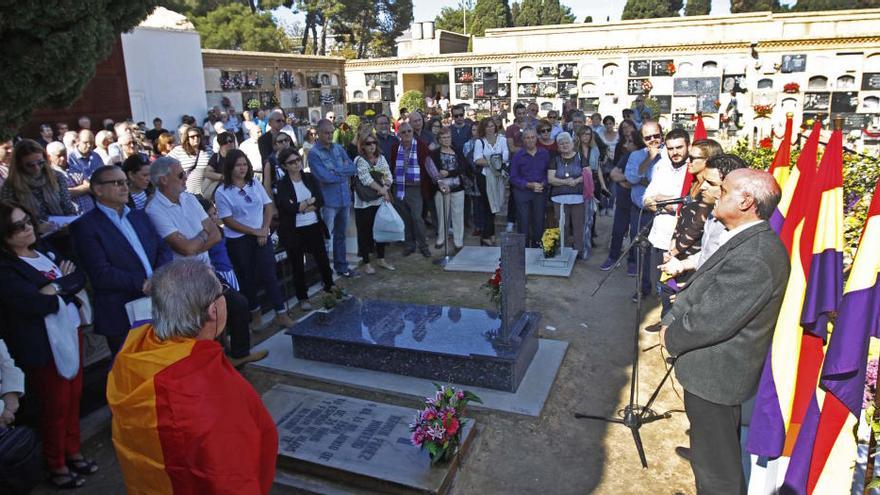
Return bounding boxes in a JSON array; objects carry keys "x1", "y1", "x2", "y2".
[
  {"x1": 308, "y1": 119, "x2": 358, "y2": 277},
  {"x1": 70, "y1": 166, "x2": 167, "y2": 355}
]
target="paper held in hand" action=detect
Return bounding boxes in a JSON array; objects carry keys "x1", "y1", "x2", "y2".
[{"x1": 125, "y1": 297, "x2": 152, "y2": 325}]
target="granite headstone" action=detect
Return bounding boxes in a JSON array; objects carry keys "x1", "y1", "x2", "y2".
[{"x1": 499, "y1": 233, "x2": 525, "y2": 343}]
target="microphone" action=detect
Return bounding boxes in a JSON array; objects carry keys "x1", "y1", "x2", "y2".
[{"x1": 653, "y1": 196, "x2": 694, "y2": 207}]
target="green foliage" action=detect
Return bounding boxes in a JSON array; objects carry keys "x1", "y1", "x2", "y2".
[
  {"x1": 435, "y1": 6, "x2": 467, "y2": 33},
  {"x1": 584, "y1": 15, "x2": 593, "y2": 22},
  {"x1": 399, "y1": 90, "x2": 426, "y2": 114},
  {"x1": 540, "y1": 0, "x2": 576, "y2": 24},
  {"x1": 685, "y1": 0, "x2": 711, "y2": 15},
  {"x1": 0, "y1": 0, "x2": 158, "y2": 140},
  {"x1": 621, "y1": 0, "x2": 682, "y2": 20},
  {"x1": 729, "y1": 0, "x2": 783, "y2": 13},
  {"x1": 193, "y1": 3, "x2": 294, "y2": 52},
  {"x1": 511, "y1": 0, "x2": 576, "y2": 26},
  {"x1": 730, "y1": 139, "x2": 880, "y2": 268},
  {"x1": 470, "y1": 0, "x2": 513, "y2": 36},
  {"x1": 296, "y1": 0, "x2": 412, "y2": 58},
  {"x1": 786, "y1": 0, "x2": 879, "y2": 11}
]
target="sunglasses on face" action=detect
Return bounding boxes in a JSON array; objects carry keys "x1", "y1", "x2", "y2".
[
  {"x1": 538, "y1": 128, "x2": 550, "y2": 133},
  {"x1": 24, "y1": 158, "x2": 46, "y2": 168},
  {"x1": 643, "y1": 133, "x2": 663, "y2": 141},
  {"x1": 177, "y1": 171, "x2": 187, "y2": 180},
  {"x1": 11, "y1": 217, "x2": 33, "y2": 234},
  {"x1": 98, "y1": 179, "x2": 128, "y2": 187},
  {"x1": 238, "y1": 189, "x2": 253, "y2": 203},
  {"x1": 188, "y1": 134, "x2": 201, "y2": 139},
  {"x1": 453, "y1": 113, "x2": 464, "y2": 118},
  {"x1": 284, "y1": 158, "x2": 301, "y2": 166}
]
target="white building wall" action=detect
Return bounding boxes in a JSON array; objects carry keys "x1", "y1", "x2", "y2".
[{"x1": 121, "y1": 26, "x2": 207, "y2": 128}]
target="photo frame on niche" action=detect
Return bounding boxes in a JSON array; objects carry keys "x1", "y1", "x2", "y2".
[{"x1": 629, "y1": 60, "x2": 650, "y2": 78}]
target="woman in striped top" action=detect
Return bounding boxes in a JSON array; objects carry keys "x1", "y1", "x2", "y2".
[
  {"x1": 169, "y1": 124, "x2": 211, "y2": 195},
  {"x1": 122, "y1": 155, "x2": 152, "y2": 210}
]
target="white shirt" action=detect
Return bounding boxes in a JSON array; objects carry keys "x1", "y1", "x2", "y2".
[
  {"x1": 695, "y1": 216, "x2": 726, "y2": 269},
  {"x1": 291, "y1": 179, "x2": 319, "y2": 227},
  {"x1": 719, "y1": 219, "x2": 763, "y2": 247},
  {"x1": 473, "y1": 137, "x2": 509, "y2": 177},
  {"x1": 214, "y1": 180, "x2": 272, "y2": 239},
  {"x1": 644, "y1": 156, "x2": 688, "y2": 250},
  {"x1": 20, "y1": 252, "x2": 80, "y2": 328},
  {"x1": 146, "y1": 190, "x2": 211, "y2": 265}
]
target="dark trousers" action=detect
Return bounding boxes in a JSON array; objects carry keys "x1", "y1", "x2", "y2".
[
  {"x1": 685, "y1": 390, "x2": 746, "y2": 495},
  {"x1": 470, "y1": 194, "x2": 484, "y2": 231},
  {"x1": 476, "y1": 174, "x2": 495, "y2": 239},
  {"x1": 223, "y1": 286, "x2": 252, "y2": 358},
  {"x1": 397, "y1": 186, "x2": 428, "y2": 250},
  {"x1": 630, "y1": 208, "x2": 653, "y2": 296},
  {"x1": 226, "y1": 234, "x2": 285, "y2": 312},
  {"x1": 506, "y1": 188, "x2": 516, "y2": 223},
  {"x1": 354, "y1": 205, "x2": 386, "y2": 263},
  {"x1": 24, "y1": 330, "x2": 84, "y2": 470},
  {"x1": 654, "y1": 247, "x2": 673, "y2": 316},
  {"x1": 513, "y1": 188, "x2": 546, "y2": 247},
  {"x1": 283, "y1": 222, "x2": 334, "y2": 300},
  {"x1": 105, "y1": 333, "x2": 127, "y2": 359},
  {"x1": 608, "y1": 185, "x2": 635, "y2": 263}
]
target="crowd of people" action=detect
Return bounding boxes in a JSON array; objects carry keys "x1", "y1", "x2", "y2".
[{"x1": 0, "y1": 96, "x2": 786, "y2": 492}]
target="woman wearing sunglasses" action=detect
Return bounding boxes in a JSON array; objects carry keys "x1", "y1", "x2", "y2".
[
  {"x1": 169, "y1": 124, "x2": 210, "y2": 196},
  {"x1": 0, "y1": 201, "x2": 95, "y2": 489},
  {"x1": 214, "y1": 149, "x2": 294, "y2": 330},
  {"x1": 0, "y1": 139, "x2": 77, "y2": 232},
  {"x1": 273, "y1": 147, "x2": 335, "y2": 310},
  {"x1": 353, "y1": 131, "x2": 394, "y2": 274}
]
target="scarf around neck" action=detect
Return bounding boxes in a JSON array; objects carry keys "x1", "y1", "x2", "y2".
[{"x1": 394, "y1": 141, "x2": 418, "y2": 200}]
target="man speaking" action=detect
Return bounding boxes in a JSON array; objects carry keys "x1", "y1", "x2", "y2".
[{"x1": 660, "y1": 169, "x2": 789, "y2": 494}]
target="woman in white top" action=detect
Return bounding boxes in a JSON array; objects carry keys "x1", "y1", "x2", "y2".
[
  {"x1": 353, "y1": 132, "x2": 394, "y2": 275},
  {"x1": 548, "y1": 132, "x2": 586, "y2": 256},
  {"x1": 169, "y1": 125, "x2": 211, "y2": 196},
  {"x1": 94, "y1": 130, "x2": 114, "y2": 165},
  {"x1": 214, "y1": 149, "x2": 293, "y2": 330},
  {"x1": 472, "y1": 117, "x2": 508, "y2": 246}
]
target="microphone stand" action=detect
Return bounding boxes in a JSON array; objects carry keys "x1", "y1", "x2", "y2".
[{"x1": 574, "y1": 216, "x2": 677, "y2": 468}]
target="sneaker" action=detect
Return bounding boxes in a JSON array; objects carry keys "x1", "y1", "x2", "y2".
[
  {"x1": 273, "y1": 312, "x2": 295, "y2": 329},
  {"x1": 627, "y1": 261, "x2": 637, "y2": 277},
  {"x1": 644, "y1": 322, "x2": 663, "y2": 333},
  {"x1": 363, "y1": 263, "x2": 376, "y2": 275},
  {"x1": 229, "y1": 349, "x2": 269, "y2": 368},
  {"x1": 599, "y1": 258, "x2": 616, "y2": 271},
  {"x1": 505, "y1": 222, "x2": 514, "y2": 233},
  {"x1": 338, "y1": 269, "x2": 359, "y2": 278},
  {"x1": 376, "y1": 259, "x2": 396, "y2": 271},
  {"x1": 300, "y1": 300, "x2": 313, "y2": 311}
]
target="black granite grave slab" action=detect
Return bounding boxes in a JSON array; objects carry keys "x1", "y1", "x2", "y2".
[
  {"x1": 264, "y1": 385, "x2": 476, "y2": 495},
  {"x1": 286, "y1": 298, "x2": 540, "y2": 392}
]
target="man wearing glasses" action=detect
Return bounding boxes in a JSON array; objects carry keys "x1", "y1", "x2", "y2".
[
  {"x1": 374, "y1": 113, "x2": 399, "y2": 165},
  {"x1": 546, "y1": 110, "x2": 563, "y2": 139},
  {"x1": 257, "y1": 110, "x2": 286, "y2": 168},
  {"x1": 146, "y1": 157, "x2": 267, "y2": 367},
  {"x1": 70, "y1": 166, "x2": 166, "y2": 356},
  {"x1": 624, "y1": 120, "x2": 665, "y2": 301},
  {"x1": 449, "y1": 105, "x2": 472, "y2": 155}
]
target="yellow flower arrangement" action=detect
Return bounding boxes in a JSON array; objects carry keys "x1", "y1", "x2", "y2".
[{"x1": 541, "y1": 228, "x2": 560, "y2": 258}]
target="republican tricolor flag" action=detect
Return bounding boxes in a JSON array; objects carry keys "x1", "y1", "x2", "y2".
[{"x1": 769, "y1": 115, "x2": 795, "y2": 189}]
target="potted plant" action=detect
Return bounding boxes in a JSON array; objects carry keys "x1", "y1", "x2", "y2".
[{"x1": 409, "y1": 384, "x2": 482, "y2": 465}]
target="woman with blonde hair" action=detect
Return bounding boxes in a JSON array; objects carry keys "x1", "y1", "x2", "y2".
[{"x1": 152, "y1": 132, "x2": 175, "y2": 161}]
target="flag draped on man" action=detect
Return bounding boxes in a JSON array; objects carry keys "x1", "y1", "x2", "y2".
[
  {"x1": 769, "y1": 115, "x2": 794, "y2": 189},
  {"x1": 780, "y1": 130, "x2": 847, "y2": 493},
  {"x1": 748, "y1": 122, "x2": 822, "y2": 459},
  {"x1": 107, "y1": 323, "x2": 278, "y2": 495}
]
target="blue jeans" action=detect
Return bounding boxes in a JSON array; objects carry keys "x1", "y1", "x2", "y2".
[
  {"x1": 629, "y1": 208, "x2": 653, "y2": 296},
  {"x1": 322, "y1": 205, "x2": 350, "y2": 274},
  {"x1": 582, "y1": 198, "x2": 596, "y2": 260}
]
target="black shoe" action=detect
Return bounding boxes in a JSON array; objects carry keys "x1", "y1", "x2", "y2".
[
  {"x1": 644, "y1": 322, "x2": 662, "y2": 333},
  {"x1": 402, "y1": 247, "x2": 415, "y2": 257},
  {"x1": 419, "y1": 246, "x2": 432, "y2": 258},
  {"x1": 675, "y1": 446, "x2": 692, "y2": 462}
]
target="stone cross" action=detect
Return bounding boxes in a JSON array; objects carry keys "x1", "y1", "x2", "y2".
[{"x1": 499, "y1": 233, "x2": 526, "y2": 342}]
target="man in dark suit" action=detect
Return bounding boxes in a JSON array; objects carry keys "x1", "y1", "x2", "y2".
[
  {"x1": 70, "y1": 166, "x2": 167, "y2": 355},
  {"x1": 660, "y1": 169, "x2": 790, "y2": 494}
]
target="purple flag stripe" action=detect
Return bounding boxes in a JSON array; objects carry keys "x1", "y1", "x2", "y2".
[
  {"x1": 821, "y1": 281, "x2": 880, "y2": 415},
  {"x1": 747, "y1": 349, "x2": 787, "y2": 457},
  {"x1": 770, "y1": 208, "x2": 785, "y2": 235},
  {"x1": 800, "y1": 249, "x2": 844, "y2": 340},
  {"x1": 781, "y1": 394, "x2": 822, "y2": 494}
]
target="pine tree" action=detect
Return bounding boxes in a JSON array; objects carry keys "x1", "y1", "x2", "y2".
[
  {"x1": 584, "y1": 15, "x2": 593, "y2": 22},
  {"x1": 193, "y1": 3, "x2": 294, "y2": 52},
  {"x1": 730, "y1": 0, "x2": 782, "y2": 12},
  {"x1": 621, "y1": 0, "x2": 682, "y2": 20},
  {"x1": 685, "y1": 0, "x2": 711, "y2": 15},
  {"x1": 1, "y1": 0, "x2": 158, "y2": 139},
  {"x1": 512, "y1": 0, "x2": 543, "y2": 26},
  {"x1": 470, "y1": 0, "x2": 512, "y2": 36},
  {"x1": 540, "y1": 0, "x2": 576, "y2": 24},
  {"x1": 435, "y1": 6, "x2": 467, "y2": 34},
  {"x1": 790, "y1": 0, "x2": 858, "y2": 11}
]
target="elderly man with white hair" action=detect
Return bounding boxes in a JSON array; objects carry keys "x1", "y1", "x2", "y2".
[{"x1": 145, "y1": 156, "x2": 267, "y2": 368}]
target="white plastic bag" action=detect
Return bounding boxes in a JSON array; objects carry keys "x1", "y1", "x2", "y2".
[
  {"x1": 373, "y1": 200, "x2": 405, "y2": 243},
  {"x1": 44, "y1": 296, "x2": 80, "y2": 379}
]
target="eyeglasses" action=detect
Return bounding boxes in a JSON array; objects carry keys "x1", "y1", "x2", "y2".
[
  {"x1": 24, "y1": 158, "x2": 46, "y2": 168},
  {"x1": 453, "y1": 113, "x2": 464, "y2": 118},
  {"x1": 238, "y1": 189, "x2": 253, "y2": 204},
  {"x1": 177, "y1": 171, "x2": 187, "y2": 180},
  {"x1": 643, "y1": 133, "x2": 663, "y2": 141},
  {"x1": 690, "y1": 155, "x2": 706, "y2": 161},
  {"x1": 10, "y1": 217, "x2": 33, "y2": 234},
  {"x1": 98, "y1": 179, "x2": 128, "y2": 187},
  {"x1": 538, "y1": 128, "x2": 551, "y2": 133},
  {"x1": 275, "y1": 138, "x2": 291, "y2": 144},
  {"x1": 187, "y1": 134, "x2": 201, "y2": 140},
  {"x1": 284, "y1": 158, "x2": 301, "y2": 166}
]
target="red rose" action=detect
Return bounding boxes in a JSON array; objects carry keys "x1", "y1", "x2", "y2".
[
  {"x1": 759, "y1": 137, "x2": 773, "y2": 149},
  {"x1": 445, "y1": 417, "x2": 460, "y2": 435}
]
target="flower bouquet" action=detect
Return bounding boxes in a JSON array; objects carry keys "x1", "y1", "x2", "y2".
[
  {"x1": 783, "y1": 82, "x2": 800, "y2": 94},
  {"x1": 483, "y1": 265, "x2": 501, "y2": 310},
  {"x1": 667, "y1": 62, "x2": 676, "y2": 75},
  {"x1": 541, "y1": 227, "x2": 560, "y2": 258},
  {"x1": 542, "y1": 86, "x2": 558, "y2": 97},
  {"x1": 410, "y1": 384, "x2": 482, "y2": 465},
  {"x1": 247, "y1": 98, "x2": 261, "y2": 110},
  {"x1": 753, "y1": 104, "x2": 774, "y2": 118},
  {"x1": 641, "y1": 79, "x2": 653, "y2": 94}
]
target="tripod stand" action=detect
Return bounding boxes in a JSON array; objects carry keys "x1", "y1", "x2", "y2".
[{"x1": 573, "y1": 219, "x2": 677, "y2": 468}]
